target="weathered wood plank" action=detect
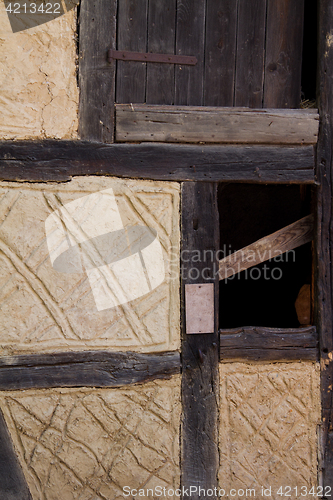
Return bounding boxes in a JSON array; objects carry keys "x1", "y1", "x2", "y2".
[
  {"x1": 234, "y1": 0, "x2": 267, "y2": 107},
  {"x1": 116, "y1": 0, "x2": 148, "y2": 104},
  {"x1": 0, "y1": 351, "x2": 180, "y2": 390},
  {"x1": 0, "y1": 142, "x2": 316, "y2": 183},
  {"x1": 220, "y1": 326, "x2": 317, "y2": 349},
  {"x1": 220, "y1": 348, "x2": 317, "y2": 362},
  {"x1": 0, "y1": 408, "x2": 32, "y2": 499},
  {"x1": 116, "y1": 105, "x2": 319, "y2": 144},
  {"x1": 181, "y1": 182, "x2": 219, "y2": 498},
  {"x1": 316, "y1": 0, "x2": 333, "y2": 488},
  {"x1": 204, "y1": 0, "x2": 238, "y2": 106},
  {"x1": 175, "y1": 0, "x2": 206, "y2": 105},
  {"x1": 146, "y1": 0, "x2": 176, "y2": 104},
  {"x1": 78, "y1": 0, "x2": 116, "y2": 142},
  {"x1": 219, "y1": 214, "x2": 314, "y2": 280},
  {"x1": 220, "y1": 326, "x2": 318, "y2": 362},
  {"x1": 264, "y1": 0, "x2": 305, "y2": 108}
]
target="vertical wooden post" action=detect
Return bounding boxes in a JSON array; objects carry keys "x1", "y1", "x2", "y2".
[
  {"x1": 0, "y1": 408, "x2": 32, "y2": 499},
  {"x1": 78, "y1": 0, "x2": 117, "y2": 142},
  {"x1": 316, "y1": 0, "x2": 333, "y2": 489},
  {"x1": 181, "y1": 182, "x2": 220, "y2": 499}
]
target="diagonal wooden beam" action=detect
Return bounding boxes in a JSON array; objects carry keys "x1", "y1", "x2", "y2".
[{"x1": 219, "y1": 214, "x2": 314, "y2": 280}]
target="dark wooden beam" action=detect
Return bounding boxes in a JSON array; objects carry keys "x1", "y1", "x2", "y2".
[
  {"x1": 0, "y1": 351, "x2": 180, "y2": 390},
  {"x1": 0, "y1": 141, "x2": 315, "y2": 183},
  {"x1": 316, "y1": 0, "x2": 333, "y2": 488},
  {"x1": 0, "y1": 408, "x2": 32, "y2": 499},
  {"x1": 78, "y1": 0, "x2": 116, "y2": 142},
  {"x1": 220, "y1": 326, "x2": 318, "y2": 362},
  {"x1": 181, "y1": 182, "x2": 219, "y2": 499}
]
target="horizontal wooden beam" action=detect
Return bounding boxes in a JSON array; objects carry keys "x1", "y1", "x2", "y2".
[
  {"x1": 0, "y1": 141, "x2": 315, "y2": 183},
  {"x1": 116, "y1": 105, "x2": 319, "y2": 144},
  {"x1": 220, "y1": 326, "x2": 318, "y2": 362},
  {"x1": 219, "y1": 214, "x2": 314, "y2": 280},
  {"x1": 0, "y1": 351, "x2": 180, "y2": 390}
]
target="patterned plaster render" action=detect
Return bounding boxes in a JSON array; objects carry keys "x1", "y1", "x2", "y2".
[
  {"x1": 0, "y1": 3, "x2": 78, "y2": 139},
  {"x1": 219, "y1": 362, "x2": 321, "y2": 500},
  {"x1": 0, "y1": 177, "x2": 180, "y2": 354},
  {"x1": 0, "y1": 376, "x2": 181, "y2": 500}
]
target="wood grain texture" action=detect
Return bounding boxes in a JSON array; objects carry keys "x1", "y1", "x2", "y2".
[
  {"x1": 264, "y1": 0, "x2": 305, "y2": 108},
  {"x1": 219, "y1": 214, "x2": 314, "y2": 280},
  {"x1": 316, "y1": 0, "x2": 333, "y2": 488},
  {"x1": 0, "y1": 141, "x2": 316, "y2": 183},
  {"x1": 116, "y1": 0, "x2": 148, "y2": 103},
  {"x1": 0, "y1": 408, "x2": 32, "y2": 499},
  {"x1": 78, "y1": 0, "x2": 116, "y2": 142},
  {"x1": 146, "y1": 0, "x2": 176, "y2": 104},
  {"x1": 116, "y1": 105, "x2": 319, "y2": 144},
  {"x1": 181, "y1": 182, "x2": 219, "y2": 498},
  {"x1": 220, "y1": 326, "x2": 317, "y2": 362},
  {"x1": 204, "y1": 0, "x2": 238, "y2": 106},
  {"x1": 234, "y1": 0, "x2": 267, "y2": 107},
  {"x1": 0, "y1": 351, "x2": 180, "y2": 390},
  {"x1": 175, "y1": 0, "x2": 206, "y2": 105}
]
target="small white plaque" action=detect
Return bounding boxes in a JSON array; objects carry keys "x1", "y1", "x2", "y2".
[{"x1": 185, "y1": 283, "x2": 215, "y2": 334}]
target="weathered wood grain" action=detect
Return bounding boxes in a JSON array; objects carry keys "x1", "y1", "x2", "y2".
[
  {"x1": 0, "y1": 408, "x2": 32, "y2": 499},
  {"x1": 0, "y1": 141, "x2": 316, "y2": 183},
  {"x1": 264, "y1": 0, "x2": 305, "y2": 108},
  {"x1": 220, "y1": 326, "x2": 317, "y2": 362},
  {"x1": 116, "y1": 0, "x2": 148, "y2": 104},
  {"x1": 234, "y1": 0, "x2": 267, "y2": 107},
  {"x1": 115, "y1": 105, "x2": 319, "y2": 144},
  {"x1": 316, "y1": 0, "x2": 333, "y2": 488},
  {"x1": 0, "y1": 351, "x2": 180, "y2": 390},
  {"x1": 146, "y1": 0, "x2": 176, "y2": 104},
  {"x1": 219, "y1": 214, "x2": 314, "y2": 280},
  {"x1": 175, "y1": 0, "x2": 206, "y2": 105},
  {"x1": 181, "y1": 182, "x2": 219, "y2": 499},
  {"x1": 78, "y1": 0, "x2": 116, "y2": 142},
  {"x1": 204, "y1": 0, "x2": 238, "y2": 106}
]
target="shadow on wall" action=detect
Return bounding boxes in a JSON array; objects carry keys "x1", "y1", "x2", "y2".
[{"x1": 4, "y1": 0, "x2": 79, "y2": 32}]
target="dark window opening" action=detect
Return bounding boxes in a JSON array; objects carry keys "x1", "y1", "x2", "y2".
[
  {"x1": 301, "y1": 0, "x2": 318, "y2": 106},
  {"x1": 218, "y1": 184, "x2": 313, "y2": 329}
]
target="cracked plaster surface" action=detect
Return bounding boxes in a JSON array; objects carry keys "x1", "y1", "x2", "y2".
[
  {"x1": 219, "y1": 362, "x2": 321, "y2": 500},
  {"x1": 0, "y1": 2, "x2": 78, "y2": 139},
  {"x1": 0, "y1": 376, "x2": 181, "y2": 500},
  {"x1": 0, "y1": 177, "x2": 180, "y2": 354}
]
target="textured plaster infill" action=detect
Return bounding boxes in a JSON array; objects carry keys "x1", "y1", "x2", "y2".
[
  {"x1": 0, "y1": 376, "x2": 181, "y2": 500},
  {"x1": 0, "y1": 3, "x2": 78, "y2": 139},
  {"x1": 0, "y1": 177, "x2": 180, "y2": 354},
  {"x1": 219, "y1": 362, "x2": 321, "y2": 500}
]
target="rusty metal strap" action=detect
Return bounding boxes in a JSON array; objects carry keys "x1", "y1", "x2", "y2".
[{"x1": 108, "y1": 49, "x2": 197, "y2": 65}]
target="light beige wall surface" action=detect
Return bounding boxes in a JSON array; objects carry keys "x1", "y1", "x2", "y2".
[
  {"x1": 0, "y1": 4, "x2": 78, "y2": 139},
  {"x1": 0, "y1": 375, "x2": 181, "y2": 500},
  {"x1": 0, "y1": 177, "x2": 180, "y2": 354},
  {"x1": 219, "y1": 362, "x2": 321, "y2": 500}
]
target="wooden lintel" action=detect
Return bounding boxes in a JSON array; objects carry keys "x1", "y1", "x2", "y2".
[
  {"x1": 0, "y1": 351, "x2": 180, "y2": 390},
  {"x1": 219, "y1": 214, "x2": 314, "y2": 280},
  {"x1": 0, "y1": 141, "x2": 315, "y2": 184},
  {"x1": 220, "y1": 326, "x2": 318, "y2": 362},
  {"x1": 116, "y1": 105, "x2": 319, "y2": 144}
]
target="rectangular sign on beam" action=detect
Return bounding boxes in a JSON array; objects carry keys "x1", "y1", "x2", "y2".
[{"x1": 185, "y1": 283, "x2": 215, "y2": 334}]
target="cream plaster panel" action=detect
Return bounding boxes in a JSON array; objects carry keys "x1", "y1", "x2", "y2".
[
  {"x1": 0, "y1": 3, "x2": 78, "y2": 139},
  {"x1": 0, "y1": 376, "x2": 181, "y2": 500},
  {"x1": 0, "y1": 177, "x2": 180, "y2": 354},
  {"x1": 219, "y1": 362, "x2": 321, "y2": 500}
]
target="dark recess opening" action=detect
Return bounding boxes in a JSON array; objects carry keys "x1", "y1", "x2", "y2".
[
  {"x1": 301, "y1": 0, "x2": 318, "y2": 104},
  {"x1": 218, "y1": 184, "x2": 313, "y2": 329}
]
